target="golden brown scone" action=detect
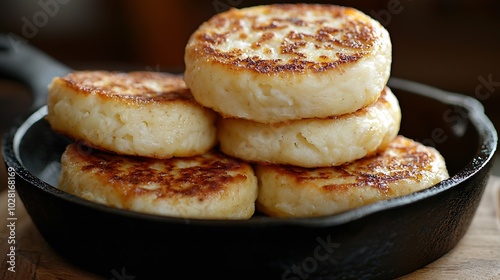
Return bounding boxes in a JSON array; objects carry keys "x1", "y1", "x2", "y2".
[
  {"x1": 256, "y1": 136, "x2": 449, "y2": 218},
  {"x1": 46, "y1": 71, "x2": 217, "y2": 159},
  {"x1": 58, "y1": 143, "x2": 258, "y2": 219},
  {"x1": 184, "y1": 4, "x2": 392, "y2": 123},
  {"x1": 217, "y1": 87, "x2": 401, "y2": 168}
]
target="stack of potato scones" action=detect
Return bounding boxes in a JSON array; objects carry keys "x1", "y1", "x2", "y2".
[
  {"x1": 48, "y1": 4, "x2": 449, "y2": 220},
  {"x1": 185, "y1": 5, "x2": 397, "y2": 169},
  {"x1": 47, "y1": 72, "x2": 258, "y2": 219},
  {"x1": 184, "y1": 4, "x2": 448, "y2": 217}
]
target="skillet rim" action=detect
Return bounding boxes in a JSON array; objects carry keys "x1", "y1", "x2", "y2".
[{"x1": 2, "y1": 77, "x2": 497, "y2": 228}]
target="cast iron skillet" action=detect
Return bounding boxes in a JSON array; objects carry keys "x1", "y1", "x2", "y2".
[{"x1": 1, "y1": 34, "x2": 497, "y2": 280}]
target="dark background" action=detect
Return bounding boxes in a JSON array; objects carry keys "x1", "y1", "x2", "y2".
[{"x1": 1, "y1": 0, "x2": 500, "y2": 188}]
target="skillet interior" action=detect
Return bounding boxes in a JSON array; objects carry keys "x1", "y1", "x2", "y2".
[
  {"x1": 3, "y1": 77, "x2": 497, "y2": 279},
  {"x1": 9, "y1": 78, "x2": 491, "y2": 223}
]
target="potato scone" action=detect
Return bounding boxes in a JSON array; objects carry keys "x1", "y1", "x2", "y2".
[
  {"x1": 58, "y1": 143, "x2": 258, "y2": 219},
  {"x1": 46, "y1": 71, "x2": 217, "y2": 159},
  {"x1": 218, "y1": 87, "x2": 401, "y2": 168},
  {"x1": 256, "y1": 135, "x2": 449, "y2": 218},
  {"x1": 184, "y1": 4, "x2": 392, "y2": 123}
]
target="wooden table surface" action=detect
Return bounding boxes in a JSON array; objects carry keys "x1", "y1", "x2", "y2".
[{"x1": 1, "y1": 177, "x2": 499, "y2": 280}]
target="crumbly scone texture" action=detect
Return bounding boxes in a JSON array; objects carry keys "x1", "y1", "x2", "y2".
[
  {"x1": 46, "y1": 71, "x2": 218, "y2": 159},
  {"x1": 218, "y1": 87, "x2": 401, "y2": 167}
]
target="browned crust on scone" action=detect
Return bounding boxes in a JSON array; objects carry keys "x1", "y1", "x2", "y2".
[
  {"x1": 187, "y1": 4, "x2": 378, "y2": 74},
  {"x1": 260, "y1": 136, "x2": 440, "y2": 193},
  {"x1": 54, "y1": 71, "x2": 198, "y2": 105},
  {"x1": 64, "y1": 143, "x2": 251, "y2": 201}
]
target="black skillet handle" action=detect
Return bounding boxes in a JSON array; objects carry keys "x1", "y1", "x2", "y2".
[{"x1": 0, "y1": 33, "x2": 72, "y2": 110}]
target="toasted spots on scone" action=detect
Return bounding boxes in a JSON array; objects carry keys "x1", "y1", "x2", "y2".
[
  {"x1": 58, "y1": 143, "x2": 258, "y2": 219},
  {"x1": 46, "y1": 71, "x2": 217, "y2": 159},
  {"x1": 217, "y1": 87, "x2": 401, "y2": 168},
  {"x1": 256, "y1": 136, "x2": 449, "y2": 218},
  {"x1": 184, "y1": 4, "x2": 392, "y2": 122}
]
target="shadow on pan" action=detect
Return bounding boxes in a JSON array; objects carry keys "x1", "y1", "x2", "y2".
[{"x1": 1, "y1": 33, "x2": 497, "y2": 279}]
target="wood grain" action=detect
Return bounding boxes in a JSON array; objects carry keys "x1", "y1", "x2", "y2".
[
  {"x1": 1, "y1": 177, "x2": 499, "y2": 279},
  {"x1": 400, "y1": 176, "x2": 500, "y2": 280}
]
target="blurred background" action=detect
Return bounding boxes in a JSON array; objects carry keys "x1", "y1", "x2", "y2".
[{"x1": 1, "y1": 0, "x2": 499, "y2": 189}]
